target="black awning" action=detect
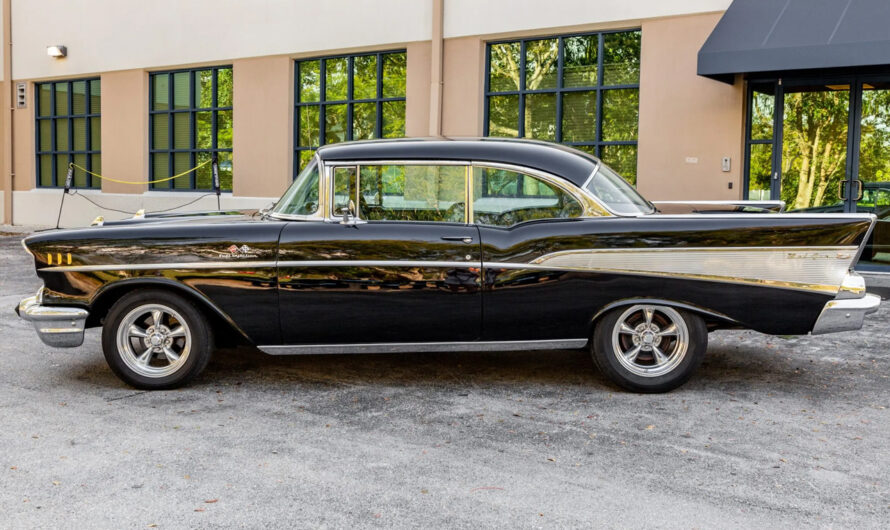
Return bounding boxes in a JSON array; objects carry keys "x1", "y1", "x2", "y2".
[{"x1": 698, "y1": 0, "x2": 890, "y2": 83}]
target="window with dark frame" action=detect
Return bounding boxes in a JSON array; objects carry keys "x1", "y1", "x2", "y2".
[
  {"x1": 295, "y1": 51, "x2": 407, "y2": 177},
  {"x1": 36, "y1": 78, "x2": 101, "y2": 188},
  {"x1": 484, "y1": 30, "x2": 641, "y2": 184},
  {"x1": 149, "y1": 66, "x2": 233, "y2": 191}
]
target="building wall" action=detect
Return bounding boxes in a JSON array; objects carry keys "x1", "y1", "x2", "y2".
[
  {"x1": 636, "y1": 12, "x2": 744, "y2": 200},
  {"x1": 2, "y1": 0, "x2": 743, "y2": 227}
]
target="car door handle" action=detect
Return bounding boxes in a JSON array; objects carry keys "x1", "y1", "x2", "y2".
[{"x1": 441, "y1": 236, "x2": 474, "y2": 244}]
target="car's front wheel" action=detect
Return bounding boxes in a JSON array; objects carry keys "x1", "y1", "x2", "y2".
[
  {"x1": 102, "y1": 289, "x2": 213, "y2": 389},
  {"x1": 591, "y1": 304, "x2": 707, "y2": 393}
]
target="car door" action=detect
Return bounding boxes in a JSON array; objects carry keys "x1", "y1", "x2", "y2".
[
  {"x1": 473, "y1": 164, "x2": 593, "y2": 341},
  {"x1": 278, "y1": 162, "x2": 482, "y2": 345}
]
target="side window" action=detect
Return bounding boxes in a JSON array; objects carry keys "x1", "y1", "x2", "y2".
[
  {"x1": 358, "y1": 165, "x2": 467, "y2": 222},
  {"x1": 332, "y1": 166, "x2": 357, "y2": 213},
  {"x1": 274, "y1": 161, "x2": 319, "y2": 216},
  {"x1": 472, "y1": 167, "x2": 583, "y2": 227}
]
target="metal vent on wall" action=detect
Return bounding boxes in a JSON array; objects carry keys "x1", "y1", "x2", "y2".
[{"x1": 16, "y1": 83, "x2": 26, "y2": 108}]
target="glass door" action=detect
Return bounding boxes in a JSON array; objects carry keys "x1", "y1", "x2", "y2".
[
  {"x1": 854, "y1": 80, "x2": 890, "y2": 267},
  {"x1": 780, "y1": 83, "x2": 851, "y2": 212}
]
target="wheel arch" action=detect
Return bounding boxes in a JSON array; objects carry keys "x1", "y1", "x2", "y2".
[
  {"x1": 589, "y1": 298, "x2": 739, "y2": 334},
  {"x1": 86, "y1": 278, "x2": 252, "y2": 343}
]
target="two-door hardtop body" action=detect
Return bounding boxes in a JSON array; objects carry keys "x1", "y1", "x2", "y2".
[{"x1": 17, "y1": 138, "x2": 881, "y2": 392}]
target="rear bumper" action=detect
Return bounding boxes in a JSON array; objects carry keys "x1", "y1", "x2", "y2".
[
  {"x1": 16, "y1": 289, "x2": 89, "y2": 348},
  {"x1": 811, "y1": 293, "x2": 881, "y2": 335}
]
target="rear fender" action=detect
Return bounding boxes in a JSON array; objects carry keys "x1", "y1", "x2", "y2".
[{"x1": 590, "y1": 298, "x2": 739, "y2": 332}]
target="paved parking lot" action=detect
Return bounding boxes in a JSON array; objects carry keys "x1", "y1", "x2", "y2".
[{"x1": 1, "y1": 227, "x2": 889, "y2": 528}]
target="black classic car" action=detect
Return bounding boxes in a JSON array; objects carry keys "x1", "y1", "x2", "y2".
[{"x1": 16, "y1": 138, "x2": 882, "y2": 392}]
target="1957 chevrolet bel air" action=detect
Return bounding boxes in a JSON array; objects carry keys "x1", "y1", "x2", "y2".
[{"x1": 16, "y1": 138, "x2": 882, "y2": 392}]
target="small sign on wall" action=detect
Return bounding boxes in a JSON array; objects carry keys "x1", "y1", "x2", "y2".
[{"x1": 16, "y1": 83, "x2": 26, "y2": 109}]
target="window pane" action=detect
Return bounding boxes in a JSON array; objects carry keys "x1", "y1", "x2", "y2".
[
  {"x1": 747, "y1": 144, "x2": 773, "y2": 200},
  {"x1": 173, "y1": 72, "x2": 190, "y2": 110},
  {"x1": 603, "y1": 31, "x2": 641, "y2": 85},
  {"x1": 173, "y1": 112, "x2": 190, "y2": 149},
  {"x1": 91, "y1": 117, "x2": 101, "y2": 150},
  {"x1": 299, "y1": 105, "x2": 320, "y2": 147},
  {"x1": 172, "y1": 152, "x2": 192, "y2": 189},
  {"x1": 489, "y1": 42, "x2": 520, "y2": 92},
  {"x1": 472, "y1": 167, "x2": 582, "y2": 226},
  {"x1": 525, "y1": 39, "x2": 558, "y2": 90},
  {"x1": 56, "y1": 154, "x2": 69, "y2": 186},
  {"x1": 601, "y1": 89, "x2": 639, "y2": 141},
  {"x1": 750, "y1": 86, "x2": 775, "y2": 141},
  {"x1": 298, "y1": 150, "x2": 315, "y2": 174},
  {"x1": 72, "y1": 81, "x2": 87, "y2": 115},
  {"x1": 279, "y1": 160, "x2": 319, "y2": 215},
  {"x1": 359, "y1": 165, "x2": 466, "y2": 222},
  {"x1": 38, "y1": 120, "x2": 52, "y2": 151},
  {"x1": 524, "y1": 93, "x2": 556, "y2": 141},
  {"x1": 382, "y1": 52, "x2": 406, "y2": 98},
  {"x1": 299, "y1": 60, "x2": 321, "y2": 103},
  {"x1": 91, "y1": 154, "x2": 101, "y2": 186},
  {"x1": 73, "y1": 154, "x2": 88, "y2": 188},
  {"x1": 90, "y1": 80, "x2": 101, "y2": 114},
  {"x1": 353, "y1": 102, "x2": 376, "y2": 140},
  {"x1": 195, "y1": 70, "x2": 213, "y2": 108},
  {"x1": 382, "y1": 100, "x2": 405, "y2": 138},
  {"x1": 196, "y1": 111, "x2": 212, "y2": 149},
  {"x1": 488, "y1": 95, "x2": 519, "y2": 137},
  {"x1": 353, "y1": 55, "x2": 377, "y2": 100},
  {"x1": 218, "y1": 109, "x2": 233, "y2": 149},
  {"x1": 152, "y1": 74, "x2": 169, "y2": 111},
  {"x1": 152, "y1": 114, "x2": 169, "y2": 150},
  {"x1": 39, "y1": 155, "x2": 53, "y2": 187},
  {"x1": 196, "y1": 151, "x2": 212, "y2": 190},
  {"x1": 153, "y1": 153, "x2": 170, "y2": 188},
  {"x1": 601, "y1": 144, "x2": 637, "y2": 185},
  {"x1": 54, "y1": 83, "x2": 69, "y2": 115},
  {"x1": 333, "y1": 166, "x2": 357, "y2": 213},
  {"x1": 563, "y1": 35, "x2": 597, "y2": 88},
  {"x1": 325, "y1": 104, "x2": 347, "y2": 144},
  {"x1": 219, "y1": 151, "x2": 232, "y2": 193},
  {"x1": 38, "y1": 84, "x2": 52, "y2": 117},
  {"x1": 55, "y1": 119, "x2": 69, "y2": 150},
  {"x1": 73, "y1": 118, "x2": 87, "y2": 151},
  {"x1": 325, "y1": 57, "x2": 348, "y2": 101},
  {"x1": 217, "y1": 68, "x2": 233, "y2": 107},
  {"x1": 562, "y1": 91, "x2": 596, "y2": 142}
]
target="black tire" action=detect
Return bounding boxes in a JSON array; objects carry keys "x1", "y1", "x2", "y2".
[
  {"x1": 591, "y1": 304, "x2": 707, "y2": 393},
  {"x1": 101, "y1": 289, "x2": 213, "y2": 390}
]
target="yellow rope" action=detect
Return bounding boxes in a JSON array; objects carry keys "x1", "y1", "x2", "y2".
[{"x1": 69, "y1": 159, "x2": 212, "y2": 185}]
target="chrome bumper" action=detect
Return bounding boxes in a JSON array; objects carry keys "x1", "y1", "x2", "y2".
[
  {"x1": 16, "y1": 290, "x2": 89, "y2": 348},
  {"x1": 811, "y1": 293, "x2": 881, "y2": 335}
]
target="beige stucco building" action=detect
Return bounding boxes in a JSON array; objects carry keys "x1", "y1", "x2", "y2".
[{"x1": 0, "y1": 0, "x2": 752, "y2": 227}]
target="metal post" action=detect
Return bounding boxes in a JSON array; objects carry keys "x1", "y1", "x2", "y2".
[{"x1": 56, "y1": 164, "x2": 74, "y2": 229}]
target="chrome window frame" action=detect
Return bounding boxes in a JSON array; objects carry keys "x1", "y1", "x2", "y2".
[
  {"x1": 322, "y1": 159, "x2": 473, "y2": 224},
  {"x1": 267, "y1": 152, "x2": 326, "y2": 221}
]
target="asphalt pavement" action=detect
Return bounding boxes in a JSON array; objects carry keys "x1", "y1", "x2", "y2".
[{"x1": 1, "y1": 227, "x2": 889, "y2": 528}]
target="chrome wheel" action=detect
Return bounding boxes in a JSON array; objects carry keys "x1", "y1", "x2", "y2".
[
  {"x1": 611, "y1": 304, "x2": 689, "y2": 378},
  {"x1": 116, "y1": 303, "x2": 192, "y2": 378}
]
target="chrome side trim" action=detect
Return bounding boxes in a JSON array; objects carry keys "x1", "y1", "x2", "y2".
[
  {"x1": 17, "y1": 292, "x2": 89, "y2": 348},
  {"x1": 41, "y1": 261, "x2": 280, "y2": 273},
  {"x1": 811, "y1": 293, "x2": 881, "y2": 335},
  {"x1": 259, "y1": 339, "x2": 588, "y2": 355},
  {"x1": 526, "y1": 246, "x2": 858, "y2": 295},
  {"x1": 277, "y1": 260, "x2": 477, "y2": 268}
]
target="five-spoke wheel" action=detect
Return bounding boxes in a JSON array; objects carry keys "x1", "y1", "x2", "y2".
[
  {"x1": 102, "y1": 289, "x2": 213, "y2": 389},
  {"x1": 592, "y1": 304, "x2": 707, "y2": 393}
]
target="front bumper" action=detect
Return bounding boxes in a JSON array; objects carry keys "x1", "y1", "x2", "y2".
[
  {"x1": 16, "y1": 290, "x2": 89, "y2": 348},
  {"x1": 811, "y1": 293, "x2": 881, "y2": 335}
]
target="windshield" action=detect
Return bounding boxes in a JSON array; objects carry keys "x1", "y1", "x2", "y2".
[
  {"x1": 271, "y1": 159, "x2": 320, "y2": 217},
  {"x1": 586, "y1": 163, "x2": 654, "y2": 215}
]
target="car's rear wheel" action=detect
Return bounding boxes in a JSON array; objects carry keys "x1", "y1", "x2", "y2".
[
  {"x1": 102, "y1": 289, "x2": 213, "y2": 389},
  {"x1": 591, "y1": 304, "x2": 707, "y2": 393}
]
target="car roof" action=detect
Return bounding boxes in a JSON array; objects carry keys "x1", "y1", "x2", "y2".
[{"x1": 316, "y1": 137, "x2": 600, "y2": 188}]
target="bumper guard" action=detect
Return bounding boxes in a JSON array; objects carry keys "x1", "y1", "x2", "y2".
[{"x1": 16, "y1": 289, "x2": 89, "y2": 348}]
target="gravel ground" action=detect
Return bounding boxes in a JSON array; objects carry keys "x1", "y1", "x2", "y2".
[{"x1": 1, "y1": 227, "x2": 889, "y2": 529}]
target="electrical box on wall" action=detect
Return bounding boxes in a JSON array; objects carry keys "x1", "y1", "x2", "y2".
[
  {"x1": 16, "y1": 83, "x2": 27, "y2": 109},
  {"x1": 721, "y1": 157, "x2": 731, "y2": 172}
]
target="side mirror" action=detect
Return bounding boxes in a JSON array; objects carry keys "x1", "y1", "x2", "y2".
[
  {"x1": 258, "y1": 202, "x2": 275, "y2": 218},
  {"x1": 338, "y1": 199, "x2": 365, "y2": 226}
]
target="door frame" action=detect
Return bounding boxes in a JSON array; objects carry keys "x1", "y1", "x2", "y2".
[{"x1": 744, "y1": 73, "x2": 890, "y2": 212}]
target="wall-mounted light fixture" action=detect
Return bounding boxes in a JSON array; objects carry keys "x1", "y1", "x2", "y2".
[{"x1": 46, "y1": 45, "x2": 67, "y2": 58}]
